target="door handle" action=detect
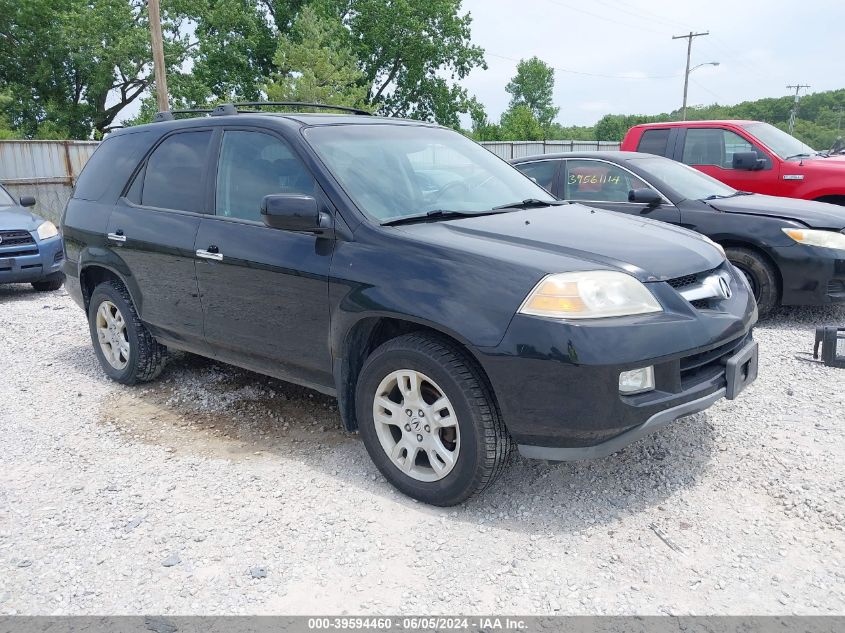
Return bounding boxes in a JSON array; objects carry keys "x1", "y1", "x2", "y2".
[
  {"x1": 107, "y1": 231, "x2": 126, "y2": 243},
  {"x1": 196, "y1": 248, "x2": 223, "y2": 261}
]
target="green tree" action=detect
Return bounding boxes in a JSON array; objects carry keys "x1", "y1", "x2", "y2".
[
  {"x1": 505, "y1": 57, "x2": 559, "y2": 137},
  {"x1": 169, "y1": 0, "x2": 277, "y2": 104},
  {"x1": 0, "y1": 0, "x2": 161, "y2": 138},
  {"x1": 499, "y1": 105, "x2": 543, "y2": 141},
  {"x1": 266, "y1": 7, "x2": 368, "y2": 108},
  {"x1": 0, "y1": 91, "x2": 18, "y2": 138},
  {"x1": 334, "y1": 0, "x2": 486, "y2": 127},
  {"x1": 468, "y1": 100, "x2": 501, "y2": 141}
]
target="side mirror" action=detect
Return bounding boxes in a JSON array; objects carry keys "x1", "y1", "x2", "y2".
[
  {"x1": 628, "y1": 188, "x2": 662, "y2": 206},
  {"x1": 19, "y1": 196, "x2": 36, "y2": 207},
  {"x1": 732, "y1": 151, "x2": 765, "y2": 171},
  {"x1": 260, "y1": 194, "x2": 333, "y2": 236}
]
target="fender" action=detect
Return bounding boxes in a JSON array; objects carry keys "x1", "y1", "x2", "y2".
[{"x1": 77, "y1": 246, "x2": 144, "y2": 315}]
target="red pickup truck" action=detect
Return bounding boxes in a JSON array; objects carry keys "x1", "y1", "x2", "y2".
[{"x1": 621, "y1": 120, "x2": 845, "y2": 206}]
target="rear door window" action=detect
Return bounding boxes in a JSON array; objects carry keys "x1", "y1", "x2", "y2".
[
  {"x1": 637, "y1": 129, "x2": 671, "y2": 156},
  {"x1": 515, "y1": 160, "x2": 559, "y2": 193},
  {"x1": 681, "y1": 128, "x2": 769, "y2": 169},
  {"x1": 214, "y1": 130, "x2": 317, "y2": 222},
  {"x1": 141, "y1": 131, "x2": 213, "y2": 212},
  {"x1": 564, "y1": 160, "x2": 651, "y2": 203},
  {"x1": 74, "y1": 131, "x2": 154, "y2": 202}
]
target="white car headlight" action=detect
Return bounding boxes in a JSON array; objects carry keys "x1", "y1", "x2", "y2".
[
  {"x1": 782, "y1": 228, "x2": 845, "y2": 250},
  {"x1": 36, "y1": 221, "x2": 59, "y2": 240},
  {"x1": 518, "y1": 271, "x2": 663, "y2": 320}
]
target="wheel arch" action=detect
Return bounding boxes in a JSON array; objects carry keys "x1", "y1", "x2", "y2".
[
  {"x1": 334, "y1": 315, "x2": 501, "y2": 433},
  {"x1": 718, "y1": 239, "x2": 783, "y2": 300},
  {"x1": 78, "y1": 261, "x2": 141, "y2": 314},
  {"x1": 813, "y1": 194, "x2": 845, "y2": 207}
]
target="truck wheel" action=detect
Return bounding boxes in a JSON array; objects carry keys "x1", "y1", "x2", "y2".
[
  {"x1": 725, "y1": 247, "x2": 779, "y2": 317},
  {"x1": 31, "y1": 272, "x2": 65, "y2": 291},
  {"x1": 87, "y1": 280, "x2": 166, "y2": 384},
  {"x1": 356, "y1": 333, "x2": 512, "y2": 506}
]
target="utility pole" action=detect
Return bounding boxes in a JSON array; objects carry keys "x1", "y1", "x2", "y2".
[
  {"x1": 148, "y1": 0, "x2": 169, "y2": 112},
  {"x1": 786, "y1": 83, "x2": 810, "y2": 134},
  {"x1": 834, "y1": 105, "x2": 844, "y2": 132},
  {"x1": 672, "y1": 31, "x2": 709, "y2": 121}
]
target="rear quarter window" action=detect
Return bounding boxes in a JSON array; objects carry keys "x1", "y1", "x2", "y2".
[
  {"x1": 637, "y1": 129, "x2": 671, "y2": 156},
  {"x1": 73, "y1": 131, "x2": 156, "y2": 202}
]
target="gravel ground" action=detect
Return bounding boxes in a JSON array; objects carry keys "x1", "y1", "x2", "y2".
[{"x1": 1, "y1": 284, "x2": 843, "y2": 615}]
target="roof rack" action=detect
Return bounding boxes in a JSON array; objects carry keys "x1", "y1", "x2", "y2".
[
  {"x1": 234, "y1": 102, "x2": 372, "y2": 116},
  {"x1": 152, "y1": 101, "x2": 371, "y2": 123}
]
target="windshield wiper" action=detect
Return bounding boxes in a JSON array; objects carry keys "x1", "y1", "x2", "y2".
[
  {"x1": 381, "y1": 209, "x2": 509, "y2": 227},
  {"x1": 492, "y1": 198, "x2": 567, "y2": 210},
  {"x1": 702, "y1": 191, "x2": 753, "y2": 201},
  {"x1": 784, "y1": 153, "x2": 813, "y2": 160}
]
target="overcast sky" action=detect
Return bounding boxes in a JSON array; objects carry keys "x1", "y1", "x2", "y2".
[{"x1": 461, "y1": 0, "x2": 844, "y2": 126}]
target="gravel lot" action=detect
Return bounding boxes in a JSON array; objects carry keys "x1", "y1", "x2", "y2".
[{"x1": 1, "y1": 284, "x2": 843, "y2": 615}]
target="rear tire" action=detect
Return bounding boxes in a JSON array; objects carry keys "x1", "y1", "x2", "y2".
[
  {"x1": 87, "y1": 280, "x2": 166, "y2": 384},
  {"x1": 356, "y1": 333, "x2": 512, "y2": 506},
  {"x1": 725, "y1": 247, "x2": 779, "y2": 317},
  {"x1": 31, "y1": 272, "x2": 65, "y2": 291}
]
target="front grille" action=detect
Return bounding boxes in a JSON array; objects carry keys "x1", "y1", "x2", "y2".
[
  {"x1": 0, "y1": 247, "x2": 38, "y2": 258},
  {"x1": 828, "y1": 279, "x2": 845, "y2": 299},
  {"x1": 681, "y1": 333, "x2": 750, "y2": 376},
  {"x1": 667, "y1": 273, "x2": 697, "y2": 289},
  {"x1": 0, "y1": 230, "x2": 35, "y2": 247},
  {"x1": 666, "y1": 267, "x2": 719, "y2": 290}
]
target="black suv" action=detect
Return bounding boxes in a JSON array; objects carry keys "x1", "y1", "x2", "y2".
[{"x1": 62, "y1": 104, "x2": 759, "y2": 505}]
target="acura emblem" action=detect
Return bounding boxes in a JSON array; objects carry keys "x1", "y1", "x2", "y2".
[{"x1": 718, "y1": 276, "x2": 732, "y2": 299}]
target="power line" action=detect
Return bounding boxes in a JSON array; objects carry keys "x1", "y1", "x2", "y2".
[
  {"x1": 486, "y1": 52, "x2": 681, "y2": 81},
  {"x1": 689, "y1": 77, "x2": 723, "y2": 103},
  {"x1": 541, "y1": 0, "x2": 670, "y2": 36},
  {"x1": 786, "y1": 83, "x2": 811, "y2": 133},
  {"x1": 591, "y1": 0, "x2": 692, "y2": 32},
  {"x1": 672, "y1": 31, "x2": 709, "y2": 120}
]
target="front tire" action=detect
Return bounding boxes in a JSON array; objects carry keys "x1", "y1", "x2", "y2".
[
  {"x1": 725, "y1": 247, "x2": 779, "y2": 317},
  {"x1": 356, "y1": 333, "x2": 512, "y2": 506},
  {"x1": 31, "y1": 272, "x2": 65, "y2": 291},
  {"x1": 87, "y1": 280, "x2": 166, "y2": 384}
]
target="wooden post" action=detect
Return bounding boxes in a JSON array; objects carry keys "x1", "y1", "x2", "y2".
[{"x1": 148, "y1": 0, "x2": 169, "y2": 112}]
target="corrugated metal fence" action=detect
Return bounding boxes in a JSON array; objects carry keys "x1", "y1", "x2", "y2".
[
  {"x1": 0, "y1": 138, "x2": 620, "y2": 223},
  {"x1": 0, "y1": 140, "x2": 99, "y2": 224},
  {"x1": 480, "y1": 140, "x2": 621, "y2": 159}
]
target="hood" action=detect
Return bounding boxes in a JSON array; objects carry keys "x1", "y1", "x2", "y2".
[
  {"x1": 0, "y1": 206, "x2": 44, "y2": 232},
  {"x1": 793, "y1": 154, "x2": 845, "y2": 167},
  {"x1": 396, "y1": 204, "x2": 725, "y2": 282},
  {"x1": 707, "y1": 194, "x2": 845, "y2": 229}
]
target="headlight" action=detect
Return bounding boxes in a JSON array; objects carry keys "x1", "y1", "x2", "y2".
[
  {"x1": 782, "y1": 228, "x2": 845, "y2": 250},
  {"x1": 36, "y1": 221, "x2": 58, "y2": 240},
  {"x1": 518, "y1": 271, "x2": 662, "y2": 319}
]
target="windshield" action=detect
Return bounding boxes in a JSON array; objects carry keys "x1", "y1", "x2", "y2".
[
  {"x1": 304, "y1": 124, "x2": 555, "y2": 222},
  {"x1": 630, "y1": 156, "x2": 737, "y2": 200},
  {"x1": 0, "y1": 186, "x2": 15, "y2": 206},
  {"x1": 742, "y1": 122, "x2": 816, "y2": 159}
]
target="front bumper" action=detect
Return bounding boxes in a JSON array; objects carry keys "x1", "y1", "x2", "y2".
[
  {"x1": 774, "y1": 243, "x2": 845, "y2": 305},
  {"x1": 519, "y1": 339, "x2": 758, "y2": 460},
  {"x1": 475, "y1": 265, "x2": 758, "y2": 457},
  {"x1": 0, "y1": 233, "x2": 64, "y2": 283}
]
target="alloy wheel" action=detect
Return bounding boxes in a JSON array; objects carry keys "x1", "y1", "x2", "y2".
[
  {"x1": 95, "y1": 300, "x2": 130, "y2": 370},
  {"x1": 372, "y1": 369, "x2": 460, "y2": 482}
]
